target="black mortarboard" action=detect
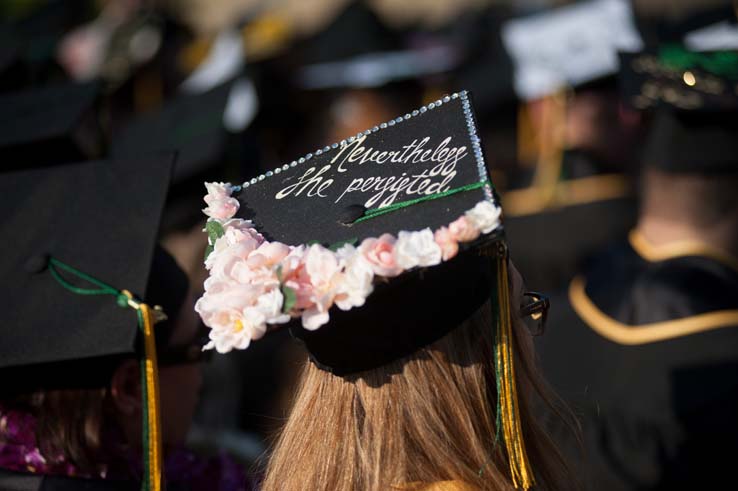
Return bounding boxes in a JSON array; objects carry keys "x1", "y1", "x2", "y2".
[
  {"x1": 196, "y1": 91, "x2": 535, "y2": 487},
  {"x1": 620, "y1": 45, "x2": 738, "y2": 173},
  {"x1": 0, "y1": 153, "x2": 183, "y2": 381},
  {"x1": 0, "y1": 81, "x2": 102, "y2": 171},
  {"x1": 0, "y1": 153, "x2": 187, "y2": 489}
]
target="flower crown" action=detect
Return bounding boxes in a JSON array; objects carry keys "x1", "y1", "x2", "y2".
[{"x1": 195, "y1": 182, "x2": 502, "y2": 353}]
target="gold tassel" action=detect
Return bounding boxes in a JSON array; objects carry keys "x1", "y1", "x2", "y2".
[
  {"x1": 122, "y1": 291, "x2": 163, "y2": 491},
  {"x1": 495, "y1": 252, "x2": 535, "y2": 489},
  {"x1": 140, "y1": 303, "x2": 163, "y2": 491}
]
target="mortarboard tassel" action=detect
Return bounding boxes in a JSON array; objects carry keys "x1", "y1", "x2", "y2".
[
  {"x1": 493, "y1": 245, "x2": 535, "y2": 489},
  {"x1": 47, "y1": 258, "x2": 164, "y2": 491},
  {"x1": 123, "y1": 291, "x2": 164, "y2": 491}
]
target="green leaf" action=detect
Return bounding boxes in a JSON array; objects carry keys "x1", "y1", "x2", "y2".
[
  {"x1": 281, "y1": 284, "x2": 297, "y2": 313},
  {"x1": 206, "y1": 220, "x2": 225, "y2": 243},
  {"x1": 275, "y1": 265, "x2": 283, "y2": 283},
  {"x1": 204, "y1": 243, "x2": 214, "y2": 262},
  {"x1": 306, "y1": 240, "x2": 321, "y2": 246},
  {"x1": 328, "y1": 237, "x2": 358, "y2": 252}
]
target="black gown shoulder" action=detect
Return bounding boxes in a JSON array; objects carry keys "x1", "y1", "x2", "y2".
[{"x1": 538, "y1": 237, "x2": 738, "y2": 490}]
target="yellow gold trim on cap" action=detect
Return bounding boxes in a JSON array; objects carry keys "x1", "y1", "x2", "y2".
[
  {"x1": 569, "y1": 276, "x2": 738, "y2": 345},
  {"x1": 628, "y1": 230, "x2": 738, "y2": 273}
]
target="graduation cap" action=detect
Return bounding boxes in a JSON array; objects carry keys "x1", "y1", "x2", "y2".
[
  {"x1": 294, "y1": 2, "x2": 458, "y2": 91},
  {"x1": 111, "y1": 80, "x2": 258, "y2": 233},
  {"x1": 619, "y1": 44, "x2": 738, "y2": 173},
  {"x1": 501, "y1": 0, "x2": 643, "y2": 101},
  {"x1": 0, "y1": 81, "x2": 102, "y2": 171},
  {"x1": 0, "y1": 153, "x2": 188, "y2": 490},
  {"x1": 195, "y1": 91, "x2": 535, "y2": 488}
]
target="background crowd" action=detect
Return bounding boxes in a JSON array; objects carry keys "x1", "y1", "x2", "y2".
[{"x1": 1, "y1": 0, "x2": 737, "y2": 490}]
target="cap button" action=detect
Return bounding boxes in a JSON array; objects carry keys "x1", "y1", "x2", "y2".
[
  {"x1": 24, "y1": 254, "x2": 49, "y2": 274},
  {"x1": 338, "y1": 204, "x2": 367, "y2": 225}
]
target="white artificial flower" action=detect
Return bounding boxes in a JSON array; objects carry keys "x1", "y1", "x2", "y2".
[
  {"x1": 394, "y1": 228, "x2": 442, "y2": 269},
  {"x1": 256, "y1": 287, "x2": 291, "y2": 324},
  {"x1": 464, "y1": 200, "x2": 502, "y2": 234},
  {"x1": 301, "y1": 305, "x2": 330, "y2": 331},
  {"x1": 334, "y1": 245, "x2": 374, "y2": 311}
]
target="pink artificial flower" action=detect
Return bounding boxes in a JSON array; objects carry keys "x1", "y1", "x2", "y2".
[
  {"x1": 205, "y1": 219, "x2": 262, "y2": 271},
  {"x1": 208, "y1": 238, "x2": 261, "y2": 280},
  {"x1": 195, "y1": 283, "x2": 266, "y2": 352},
  {"x1": 203, "y1": 182, "x2": 239, "y2": 220},
  {"x1": 279, "y1": 246, "x2": 315, "y2": 310},
  {"x1": 301, "y1": 244, "x2": 342, "y2": 330},
  {"x1": 246, "y1": 242, "x2": 290, "y2": 268},
  {"x1": 229, "y1": 242, "x2": 291, "y2": 288},
  {"x1": 358, "y1": 233, "x2": 403, "y2": 277},
  {"x1": 434, "y1": 226, "x2": 459, "y2": 261},
  {"x1": 448, "y1": 216, "x2": 481, "y2": 243},
  {"x1": 222, "y1": 218, "x2": 263, "y2": 245}
]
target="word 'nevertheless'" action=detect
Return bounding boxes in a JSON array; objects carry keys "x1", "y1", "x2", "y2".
[{"x1": 274, "y1": 136, "x2": 468, "y2": 208}]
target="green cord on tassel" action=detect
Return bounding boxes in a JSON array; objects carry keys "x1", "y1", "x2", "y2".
[{"x1": 46, "y1": 257, "x2": 162, "y2": 491}]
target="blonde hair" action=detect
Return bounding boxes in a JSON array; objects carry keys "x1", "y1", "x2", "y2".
[{"x1": 262, "y1": 301, "x2": 574, "y2": 491}]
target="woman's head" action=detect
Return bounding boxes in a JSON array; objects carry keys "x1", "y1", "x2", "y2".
[{"x1": 262, "y1": 262, "x2": 571, "y2": 491}]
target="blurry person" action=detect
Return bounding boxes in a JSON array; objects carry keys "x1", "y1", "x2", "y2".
[
  {"x1": 538, "y1": 44, "x2": 738, "y2": 490},
  {"x1": 194, "y1": 93, "x2": 575, "y2": 490},
  {"x1": 0, "y1": 155, "x2": 252, "y2": 490},
  {"x1": 497, "y1": 0, "x2": 645, "y2": 292}
]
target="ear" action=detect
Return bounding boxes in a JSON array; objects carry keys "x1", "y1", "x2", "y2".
[{"x1": 110, "y1": 359, "x2": 141, "y2": 415}]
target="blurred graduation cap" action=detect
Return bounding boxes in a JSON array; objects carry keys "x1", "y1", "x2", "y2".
[
  {"x1": 196, "y1": 91, "x2": 536, "y2": 488},
  {"x1": 620, "y1": 41, "x2": 738, "y2": 174},
  {"x1": 111, "y1": 79, "x2": 259, "y2": 233},
  {"x1": 295, "y1": 2, "x2": 459, "y2": 91},
  {"x1": 448, "y1": 7, "x2": 517, "y2": 119},
  {"x1": 112, "y1": 81, "x2": 231, "y2": 182},
  {"x1": 0, "y1": 81, "x2": 103, "y2": 171},
  {"x1": 0, "y1": 153, "x2": 189, "y2": 488},
  {"x1": 501, "y1": 0, "x2": 643, "y2": 101}
]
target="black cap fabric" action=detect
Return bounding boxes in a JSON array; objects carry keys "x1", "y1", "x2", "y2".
[
  {"x1": 0, "y1": 154, "x2": 175, "y2": 374},
  {"x1": 0, "y1": 82, "x2": 102, "y2": 171},
  {"x1": 238, "y1": 93, "x2": 495, "y2": 245},
  {"x1": 197, "y1": 91, "x2": 505, "y2": 375}
]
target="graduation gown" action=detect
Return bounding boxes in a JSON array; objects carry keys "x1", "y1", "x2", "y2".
[{"x1": 538, "y1": 232, "x2": 738, "y2": 490}]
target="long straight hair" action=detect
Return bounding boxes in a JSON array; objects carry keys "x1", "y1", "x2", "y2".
[{"x1": 261, "y1": 300, "x2": 576, "y2": 491}]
